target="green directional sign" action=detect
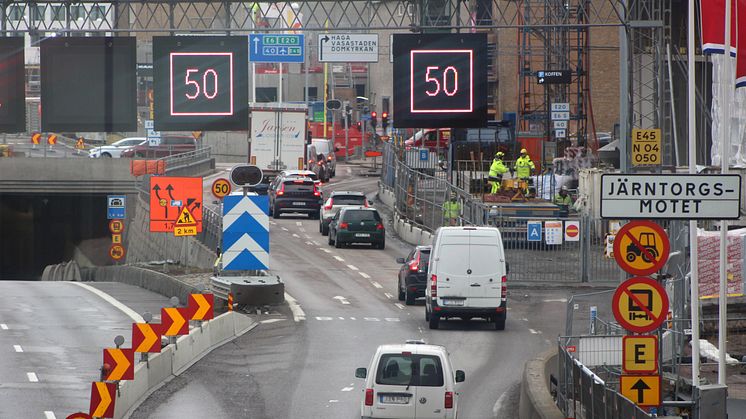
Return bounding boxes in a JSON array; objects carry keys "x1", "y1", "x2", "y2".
[{"x1": 250, "y1": 34, "x2": 305, "y2": 63}]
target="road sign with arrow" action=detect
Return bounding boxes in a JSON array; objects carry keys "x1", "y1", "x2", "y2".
[
  {"x1": 249, "y1": 34, "x2": 304, "y2": 63},
  {"x1": 149, "y1": 176, "x2": 203, "y2": 233},
  {"x1": 620, "y1": 375, "x2": 660, "y2": 407},
  {"x1": 318, "y1": 33, "x2": 379, "y2": 63}
]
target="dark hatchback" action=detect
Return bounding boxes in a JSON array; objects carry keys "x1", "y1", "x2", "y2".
[
  {"x1": 396, "y1": 245, "x2": 431, "y2": 305},
  {"x1": 268, "y1": 177, "x2": 322, "y2": 219},
  {"x1": 328, "y1": 207, "x2": 385, "y2": 249}
]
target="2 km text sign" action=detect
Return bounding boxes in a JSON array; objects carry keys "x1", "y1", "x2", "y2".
[{"x1": 601, "y1": 174, "x2": 741, "y2": 219}]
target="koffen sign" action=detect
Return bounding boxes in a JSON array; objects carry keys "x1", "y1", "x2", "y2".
[{"x1": 601, "y1": 174, "x2": 741, "y2": 219}]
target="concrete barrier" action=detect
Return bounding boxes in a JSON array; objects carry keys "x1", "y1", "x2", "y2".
[
  {"x1": 116, "y1": 311, "x2": 256, "y2": 419},
  {"x1": 377, "y1": 183, "x2": 434, "y2": 247},
  {"x1": 518, "y1": 347, "x2": 564, "y2": 419}
]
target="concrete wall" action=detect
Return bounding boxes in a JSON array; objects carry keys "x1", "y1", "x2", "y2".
[
  {"x1": 518, "y1": 348, "x2": 564, "y2": 419},
  {"x1": 126, "y1": 194, "x2": 215, "y2": 269},
  {"x1": 0, "y1": 157, "x2": 136, "y2": 193},
  {"x1": 202, "y1": 132, "x2": 250, "y2": 163},
  {"x1": 378, "y1": 182, "x2": 433, "y2": 247},
  {"x1": 115, "y1": 311, "x2": 256, "y2": 419}
]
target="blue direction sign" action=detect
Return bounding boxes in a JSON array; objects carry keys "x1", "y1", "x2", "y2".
[
  {"x1": 107, "y1": 195, "x2": 126, "y2": 220},
  {"x1": 249, "y1": 34, "x2": 304, "y2": 63}
]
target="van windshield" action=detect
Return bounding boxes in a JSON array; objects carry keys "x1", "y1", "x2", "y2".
[{"x1": 376, "y1": 354, "x2": 444, "y2": 387}]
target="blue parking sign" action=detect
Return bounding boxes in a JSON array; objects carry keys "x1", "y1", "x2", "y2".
[
  {"x1": 419, "y1": 149, "x2": 429, "y2": 161},
  {"x1": 527, "y1": 221, "x2": 542, "y2": 242}
]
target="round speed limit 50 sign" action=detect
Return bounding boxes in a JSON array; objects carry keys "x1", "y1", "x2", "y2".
[{"x1": 211, "y1": 178, "x2": 232, "y2": 199}]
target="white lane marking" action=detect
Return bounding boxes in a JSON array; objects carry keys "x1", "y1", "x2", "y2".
[
  {"x1": 418, "y1": 326, "x2": 424, "y2": 334},
  {"x1": 0, "y1": 323, "x2": 8, "y2": 330},
  {"x1": 493, "y1": 388, "x2": 512, "y2": 418},
  {"x1": 384, "y1": 293, "x2": 394, "y2": 299},
  {"x1": 543, "y1": 298, "x2": 568, "y2": 303},
  {"x1": 69, "y1": 282, "x2": 144, "y2": 323},
  {"x1": 27, "y1": 372, "x2": 38, "y2": 382},
  {"x1": 304, "y1": 234, "x2": 312, "y2": 239},
  {"x1": 346, "y1": 167, "x2": 352, "y2": 174},
  {"x1": 394, "y1": 303, "x2": 406, "y2": 310},
  {"x1": 346, "y1": 264, "x2": 359, "y2": 271},
  {"x1": 341, "y1": 387, "x2": 354, "y2": 392},
  {"x1": 14, "y1": 345, "x2": 23, "y2": 353},
  {"x1": 312, "y1": 240, "x2": 320, "y2": 246},
  {"x1": 306, "y1": 241, "x2": 313, "y2": 245},
  {"x1": 333, "y1": 296, "x2": 351, "y2": 305},
  {"x1": 338, "y1": 317, "x2": 345, "y2": 320},
  {"x1": 44, "y1": 412, "x2": 56, "y2": 419},
  {"x1": 292, "y1": 233, "x2": 300, "y2": 238},
  {"x1": 384, "y1": 318, "x2": 400, "y2": 322},
  {"x1": 260, "y1": 319, "x2": 286, "y2": 324},
  {"x1": 333, "y1": 256, "x2": 344, "y2": 262},
  {"x1": 371, "y1": 281, "x2": 383, "y2": 289},
  {"x1": 282, "y1": 227, "x2": 289, "y2": 231},
  {"x1": 299, "y1": 228, "x2": 306, "y2": 233},
  {"x1": 296, "y1": 221, "x2": 303, "y2": 226},
  {"x1": 315, "y1": 316, "x2": 334, "y2": 321},
  {"x1": 359, "y1": 272, "x2": 371, "y2": 279},
  {"x1": 269, "y1": 221, "x2": 277, "y2": 225},
  {"x1": 364, "y1": 317, "x2": 380, "y2": 321},
  {"x1": 285, "y1": 293, "x2": 306, "y2": 322},
  {"x1": 320, "y1": 248, "x2": 332, "y2": 253},
  {"x1": 522, "y1": 318, "x2": 529, "y2": 322},
  {"x1": 329, "y1": 400, "x2": 339, "y2": 403},
  {"x1": 529, "y1": 329, "x2": 542, "y2": 334}
]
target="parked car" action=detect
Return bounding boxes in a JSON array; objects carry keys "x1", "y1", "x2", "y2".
[
  {"x1": 397, "y1": 245, "x2": 431, "y2": 305},
  {"x1": 120, "y1": 136, "x2": 196, "y2": 158},
  {"x1": 355, "y1": 339, "x2": 465, "y2": 419},
  {"x1": 277, "y1": 170, "x2": 321, "y2": 185},
  {"x1": 425, "y1": 226, "x2": 508, "y2": 330},
  {"x1": 328, "y1": 206, "x2": 385, "y2": 249},
  {"x1": 268, "y1": 176, "x2": 322, "y2": 219},
  {"x1": 309, "y1": 138, "x2": 337, "y2": 177},
  {"x1": 88, "y1": 137, "x2": 147, "y2": 158},
  {"x1": 319, "y1": 191, "x2": 368, "y2": 235}
]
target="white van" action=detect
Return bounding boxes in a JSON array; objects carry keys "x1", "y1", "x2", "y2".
[
  {"x1": 425, "y1": 226, "x2": 508, "y2": 330},
  {"x1": 355, "y1": 340, "x2": 465, "y2": 419}
]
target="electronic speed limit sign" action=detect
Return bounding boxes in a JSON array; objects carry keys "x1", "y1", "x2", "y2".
[
  {"x1": 632, "y1": 128, "x2": 661, "y2": 166},
  {"x1": 211, "y1": 178, "x2": 232, "y2": 199}
]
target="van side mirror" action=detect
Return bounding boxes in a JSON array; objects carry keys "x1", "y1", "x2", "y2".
[
  {"x1": 396, "y1": 257, "x2": 406, "y2": 264},
  {"x1": 455, "y1": 370, "x2": 465, "y2": 383},
  {"x1": 355, "y1": 367, "x2": 367, "y2": 379}
]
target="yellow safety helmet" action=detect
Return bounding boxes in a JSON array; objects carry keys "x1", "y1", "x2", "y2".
[
  {"x1": 520, "y1": 148, "x2": 527, "y2": 154},
  {"x1": 495, "y1": 151, "x2": 504, "y2": 158}
]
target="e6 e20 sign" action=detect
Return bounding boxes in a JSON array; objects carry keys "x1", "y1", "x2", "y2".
[
  {"x1": 392, "y1": 34, "x2": 487, "y2": 128},
  {"x1": 154, "y1": 36, "x2": 248, "y2": 131}
]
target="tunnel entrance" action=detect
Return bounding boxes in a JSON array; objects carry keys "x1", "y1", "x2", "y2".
[{"x1": 0, "y1": 194, "x2": 110, "y2": 280}]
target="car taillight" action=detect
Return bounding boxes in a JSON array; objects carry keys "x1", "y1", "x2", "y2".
[
  {"x1": 365, "y1": 389, "x2": 374, "y2": 406},
  {"x1": 340, "y1": 222, "x2": 349, "y2": 229},
  {"x1": 327, "y1": 155, "x2": 333, "y2": 161},
  {"x1": 430, "y1": 274, "x2": 437, "y2": 298},
  {"x1": 445, "y1": 391, "x2": 454, "y2": 409},
  {"x1": 324, "y1": 199, "x2": 334, "y2": 210},
  {"x1": 364, "y1": 200, "x2": 369, "y2": 207},
  {"x1": 376, "y1": 223, "x2": 384, "y2": 230},
  {"x1": 277, "y1": 184, "x2": 285, "y2": 196},
  {"x1": 501, "y1": 275, "x2": 507, "y2": 299},
  {"x1": 313, "y1": 185, "x2": 321, "y2": 197}
]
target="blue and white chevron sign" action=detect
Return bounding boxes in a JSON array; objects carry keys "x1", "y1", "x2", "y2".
[{"x1": 222, "y1": 195, "x2": 270, "y2": 270}]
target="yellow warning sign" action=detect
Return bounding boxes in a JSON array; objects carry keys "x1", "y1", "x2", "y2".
[
  {"x1": 623, "y1": 336, "x2": 658, "y2": 373},
  {"x1": 174, "y1": 225, "x2": 197, "y2": 236},
  {"x1": 176, "y1": 207, "x2": 196, "y2": 226},
  {"x1": 620, "y1": 375, "x2": 660, "y2": 407},
  {"x1": 631, "y1": 128, "x2": 661, "y2": 166}
]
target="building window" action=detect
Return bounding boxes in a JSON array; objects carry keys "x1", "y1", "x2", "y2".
[
  {"x1": 256, "y1": 87, "x2": 277, "y2": 103},
  {"x1": 52, "y1": 6, "x2": 65, "y2": 22},
  {"x1": 476, "y1": 0, "x2": 492, "y2": 26},
  {"x1": 31, "y1": 5, "x2": 46, "y2": 21},
  {"x1": 90, "y1": 5, "x2": 106, "y2": 21},
  {"x1": 8, "y1": 5, "x2": 24, "y2": 21},
  {"x1": 307, "y1": 87, "x2": 318, "y2": 101},
  {"x1": 70, "y1": 5, "x2": 84, "y2": 21}
]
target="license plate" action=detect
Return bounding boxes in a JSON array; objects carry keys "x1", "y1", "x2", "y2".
[
  {"x1": 292, "y1": 202, "x2": 306, "y2": 205},
  {"x1": 380, "y1": 395, "x2": 410, "y2": 404},
  {"x1": 442, "y1": 299, "x2": 465, "y2": 306},
  {"x1": 355, "y1": 233, "x2": 370, "y2": 237}
]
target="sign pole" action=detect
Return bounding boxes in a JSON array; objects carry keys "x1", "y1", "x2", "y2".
[
  {"x1": 344, "y1": 111, "x2": 350, "y2": 163},
  {"x1": 718, "y1": 0, "x2": 733, "y2": 386},
  {"x1": 252, "y1": 62, "x2": 256, "y2": 103},
  {"x1": 278, "y1": 62, "x2": 283, "y2": 103},
  {"x1": 687, "y1": 0, "x2": 700, "y2": 388}
]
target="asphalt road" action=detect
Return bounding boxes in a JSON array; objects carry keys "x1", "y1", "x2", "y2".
[
  {"x1": 0, "y1": 281, "x2": 171, "y2": 419},
  {"x1": 132, "y1": 165, "x2": 573, "y2": 419}
]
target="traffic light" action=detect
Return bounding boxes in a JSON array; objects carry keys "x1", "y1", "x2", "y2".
[
  {"x1": 371, "y1": 111, "x2": 377, "y2": 129},
  {"x1": 381, "y1": 112, "x2": 389, "y2": 131}
]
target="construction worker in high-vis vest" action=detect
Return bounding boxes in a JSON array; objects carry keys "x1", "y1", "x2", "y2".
[
  {"x1": 488, "y1": 152, "x2": 508, "y2": 194},
  {"x1": 513, "y1": 148, "x2": 535, "y2": 194},
  {"x1": 443, "y1": 194, "x2": 461, "y2": 226}
]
